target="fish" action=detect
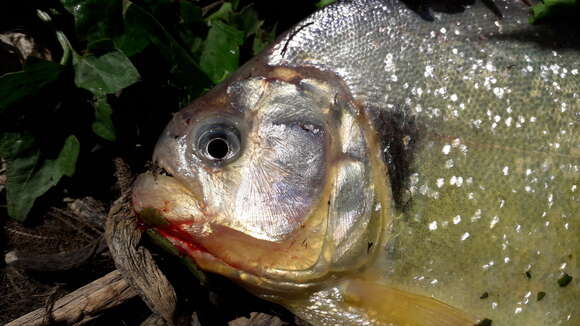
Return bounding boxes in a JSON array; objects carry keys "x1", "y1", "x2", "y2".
[{"x1": 131, "y1": 0, "x2": 580, "y2": 325}]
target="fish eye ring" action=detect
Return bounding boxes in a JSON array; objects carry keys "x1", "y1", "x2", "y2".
[{"x1": 195, "y1": 123, "x2": 241, "y2": 164}]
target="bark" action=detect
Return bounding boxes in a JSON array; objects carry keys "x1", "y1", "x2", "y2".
[
  {"x1": 3, "y1": 270, "x2": 136, "y2": 326},
  {"x1": 105, "y1": 179, "x2": 178, "y2": 325},
  {"x1": 228, "y1": 312, "x2": 289, "y2": 326}
]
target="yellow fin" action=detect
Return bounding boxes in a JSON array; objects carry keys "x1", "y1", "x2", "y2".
[{"x1": 341, "y1": 278, "x2": 480, "y2": 326}]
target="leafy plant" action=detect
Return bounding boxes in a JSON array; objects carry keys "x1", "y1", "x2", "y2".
[
  {"x1": 315, "y1": 0, "x2": 337, "y2": 8},
  {"x1": 0, "y1": 0, "x2": 279, "y2": 221},
  {"x1": 529, "y1": 0, "x2": 579, "y2": 23}
]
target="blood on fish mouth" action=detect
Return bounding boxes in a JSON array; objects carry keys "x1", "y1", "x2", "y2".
[{"x1": 136, "y1": 209, "x2": 256, "y2": 276}]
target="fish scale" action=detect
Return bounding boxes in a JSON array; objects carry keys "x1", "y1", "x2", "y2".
[
  {"x1": 270, "y1": 2, "x2": 579, "y2": 323},
  {"x1": 133, "y1": 0, "x2": 579, "y2": 325}
]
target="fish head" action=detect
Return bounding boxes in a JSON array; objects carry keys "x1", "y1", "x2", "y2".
[{"x1": 132, "y1": 67, "x2": 392, "y2": 294}]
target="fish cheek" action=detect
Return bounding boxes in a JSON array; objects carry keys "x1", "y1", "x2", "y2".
[{"x1": 227, "y1": 115, "x2": 330, "y2": 242}]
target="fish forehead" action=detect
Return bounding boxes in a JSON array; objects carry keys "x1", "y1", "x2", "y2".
[{"x1": 264, "y1": 0, "x2": 579, "y2": 324}]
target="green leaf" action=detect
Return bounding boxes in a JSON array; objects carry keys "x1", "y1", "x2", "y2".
[
  {"x1": 0, "y1": 133, "x2": 35, "y2": 159},
  {"x1": 315, "y1": 0, "x2": 337, "y2": 8},
  {"x1": 237, "y1": 6, "x2": 261, "y2": 37},
  {"x1": 205, "y1": 3, "x2": 260, "y2": 37},
  {"x1": 60, "y1": 0, "x2": 123, "y2": 45},
  {"x1": 529, "y1": 0, "x2": 579, "y2": 23},
  {"x1": 73, "y1": 49, "x2": 140, "y2": 96},
  {"x1": 122, "y1": 2, "x2": 212, "y2": 91},
  {"x1": 114, "y1": 3, "x2": 151, "y2": 57},
  {"x1": 175, "y1": 2, "x2": 204, "y2": 57},
  {"x1": 253, "y1": 23, "x2": 277, "y2": 56},
  {"x1": 139, "y1": 0, "x2": 173, "y2": 20},
  {"x1": 189, "y1": 36, "x2": 205, "y2": 57},
  {"x1": 179, "y1": 2, "x2": 203, "y2": 25},
  {"x1": 5, "y1": 135, "x2": 80, "y2": 221},
  {"x1": 92, "y1": 95, "x2": 116, "y2": 141},
  {"x1": 0, "y1": 60, "x2": 65, "y2": 113},
  {"x1": 206, "y1": 2, "x2": 235, "y2": 23},
  {"x1": 200, "y1": 21, "x2": 244, "y2": 84},
  {"x1": 231, "y1": 0, "x2": 240, "y2": 11}
]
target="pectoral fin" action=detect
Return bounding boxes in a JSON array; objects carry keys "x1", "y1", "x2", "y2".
[{"x1": 341, "y1": 278, "x2": 480, "y2": 326}]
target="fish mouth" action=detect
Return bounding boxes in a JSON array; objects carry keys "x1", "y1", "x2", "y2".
[
  {"x1": 132, "y1": 171, "x2": 246, "y2": 279},
  {"x1": 131, "y1": 170, "x2": 327, "y2": 294}
]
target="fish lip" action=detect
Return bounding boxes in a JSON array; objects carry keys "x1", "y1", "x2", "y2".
[
  {"x1": 150, "y1": 157, "x2": 176, "y2": 179},
  {"x1": 146, "y1": 222, "x2": 222, "y2": 266},
  {"x1": 151, "y1": 221, "x2": 322, "y2": 295},
  {"x1": 138, "y1": 210, "x2": 269, "y2": 288},
  {"x1": 132, "y1": 171, "x2": 249, "y2": 278}
]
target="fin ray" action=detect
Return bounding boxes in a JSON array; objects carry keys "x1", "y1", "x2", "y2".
[{"x1": 341, "y1": 278, "x2": 480, "y2": 326}]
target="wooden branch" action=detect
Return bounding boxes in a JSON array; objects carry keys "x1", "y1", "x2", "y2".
[
  {"x1": 106, "y1": 193, "x2": 178, "y2": 326},
  {"x1": 228, "y1": 312, "x2": 289, "y2": 326},
  {"x1": 4, "y1": 270, "x2": 137, "y2": 326}
]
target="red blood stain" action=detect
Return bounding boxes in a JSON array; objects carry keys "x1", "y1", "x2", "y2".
[{"x1": 154, "y1": 223, "x2": 207, "y2": 256}]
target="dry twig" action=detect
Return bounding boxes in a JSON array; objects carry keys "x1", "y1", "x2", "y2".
[
  {"x1": 105, "y1": 193, "x2": 178, "y2": 326},
  {"x1": 4, "y1": 270, "x2": 136, "y2": 326},
  {"x1": 106, "y1": 158, "x2": 178, "y2": 325}
]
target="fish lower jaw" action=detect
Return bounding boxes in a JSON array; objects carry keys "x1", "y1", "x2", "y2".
[{"x1": 154, "y1": 225, "x2": 328, "y2": 297}]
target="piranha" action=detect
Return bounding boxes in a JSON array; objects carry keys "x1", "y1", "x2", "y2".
[{"x1": 132, "y1": 0, "x2": 579, "y2": 325}]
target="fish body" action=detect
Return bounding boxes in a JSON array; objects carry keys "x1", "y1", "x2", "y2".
[{"x1": 132, "y1": 1, "x2": 580, "y2": 325}]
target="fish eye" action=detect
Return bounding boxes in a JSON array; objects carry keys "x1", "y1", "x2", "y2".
[{"x1": 195, "y1": 122, "x2": 241, "y2": 164}]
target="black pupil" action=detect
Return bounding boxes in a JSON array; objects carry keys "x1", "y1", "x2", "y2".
[{"x1": 207, "y1": 138, "x2": 229, "y2": 159}]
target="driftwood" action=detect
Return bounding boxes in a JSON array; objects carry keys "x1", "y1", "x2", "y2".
[
  {"x1": 140, "y1": 314, "x2": 169, "y2": 326},
  {"x1": 105, "y1": 197, "x2": 178, "y2": 325},
  {"x1": 3, "y1": 270, "x2": 137, "y2": 326},
  {"x1": 228, "y1": 312, "x2": 289, "y2": 326},
  {"x1": 4, "y1": 156, "x2": 176, "y2": 326},
  {"x1": 3, "y1": 268, "x2": 296, "y2": 326},
  {"x1": 105, "y1": 161, "x2": 178, "y2": 326}
]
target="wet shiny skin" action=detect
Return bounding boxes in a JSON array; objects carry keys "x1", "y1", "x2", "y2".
[
  {"x1": 133, "y1": 0, "x2": 579, "y2": 325},
  {"x1": 132, "y1": 73, "x2": 390, "y2": 294}
]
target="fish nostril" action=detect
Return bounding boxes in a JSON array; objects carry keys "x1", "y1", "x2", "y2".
[
  {"x1": 207, "y1": 138, "x2": 229, "y2": 160},
  {"x1": 149, "y1": 161, "x2": 174, "y2": 177},
  {"x1": 160, "y1": 168, "x2": 173, "y2": 177}
]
